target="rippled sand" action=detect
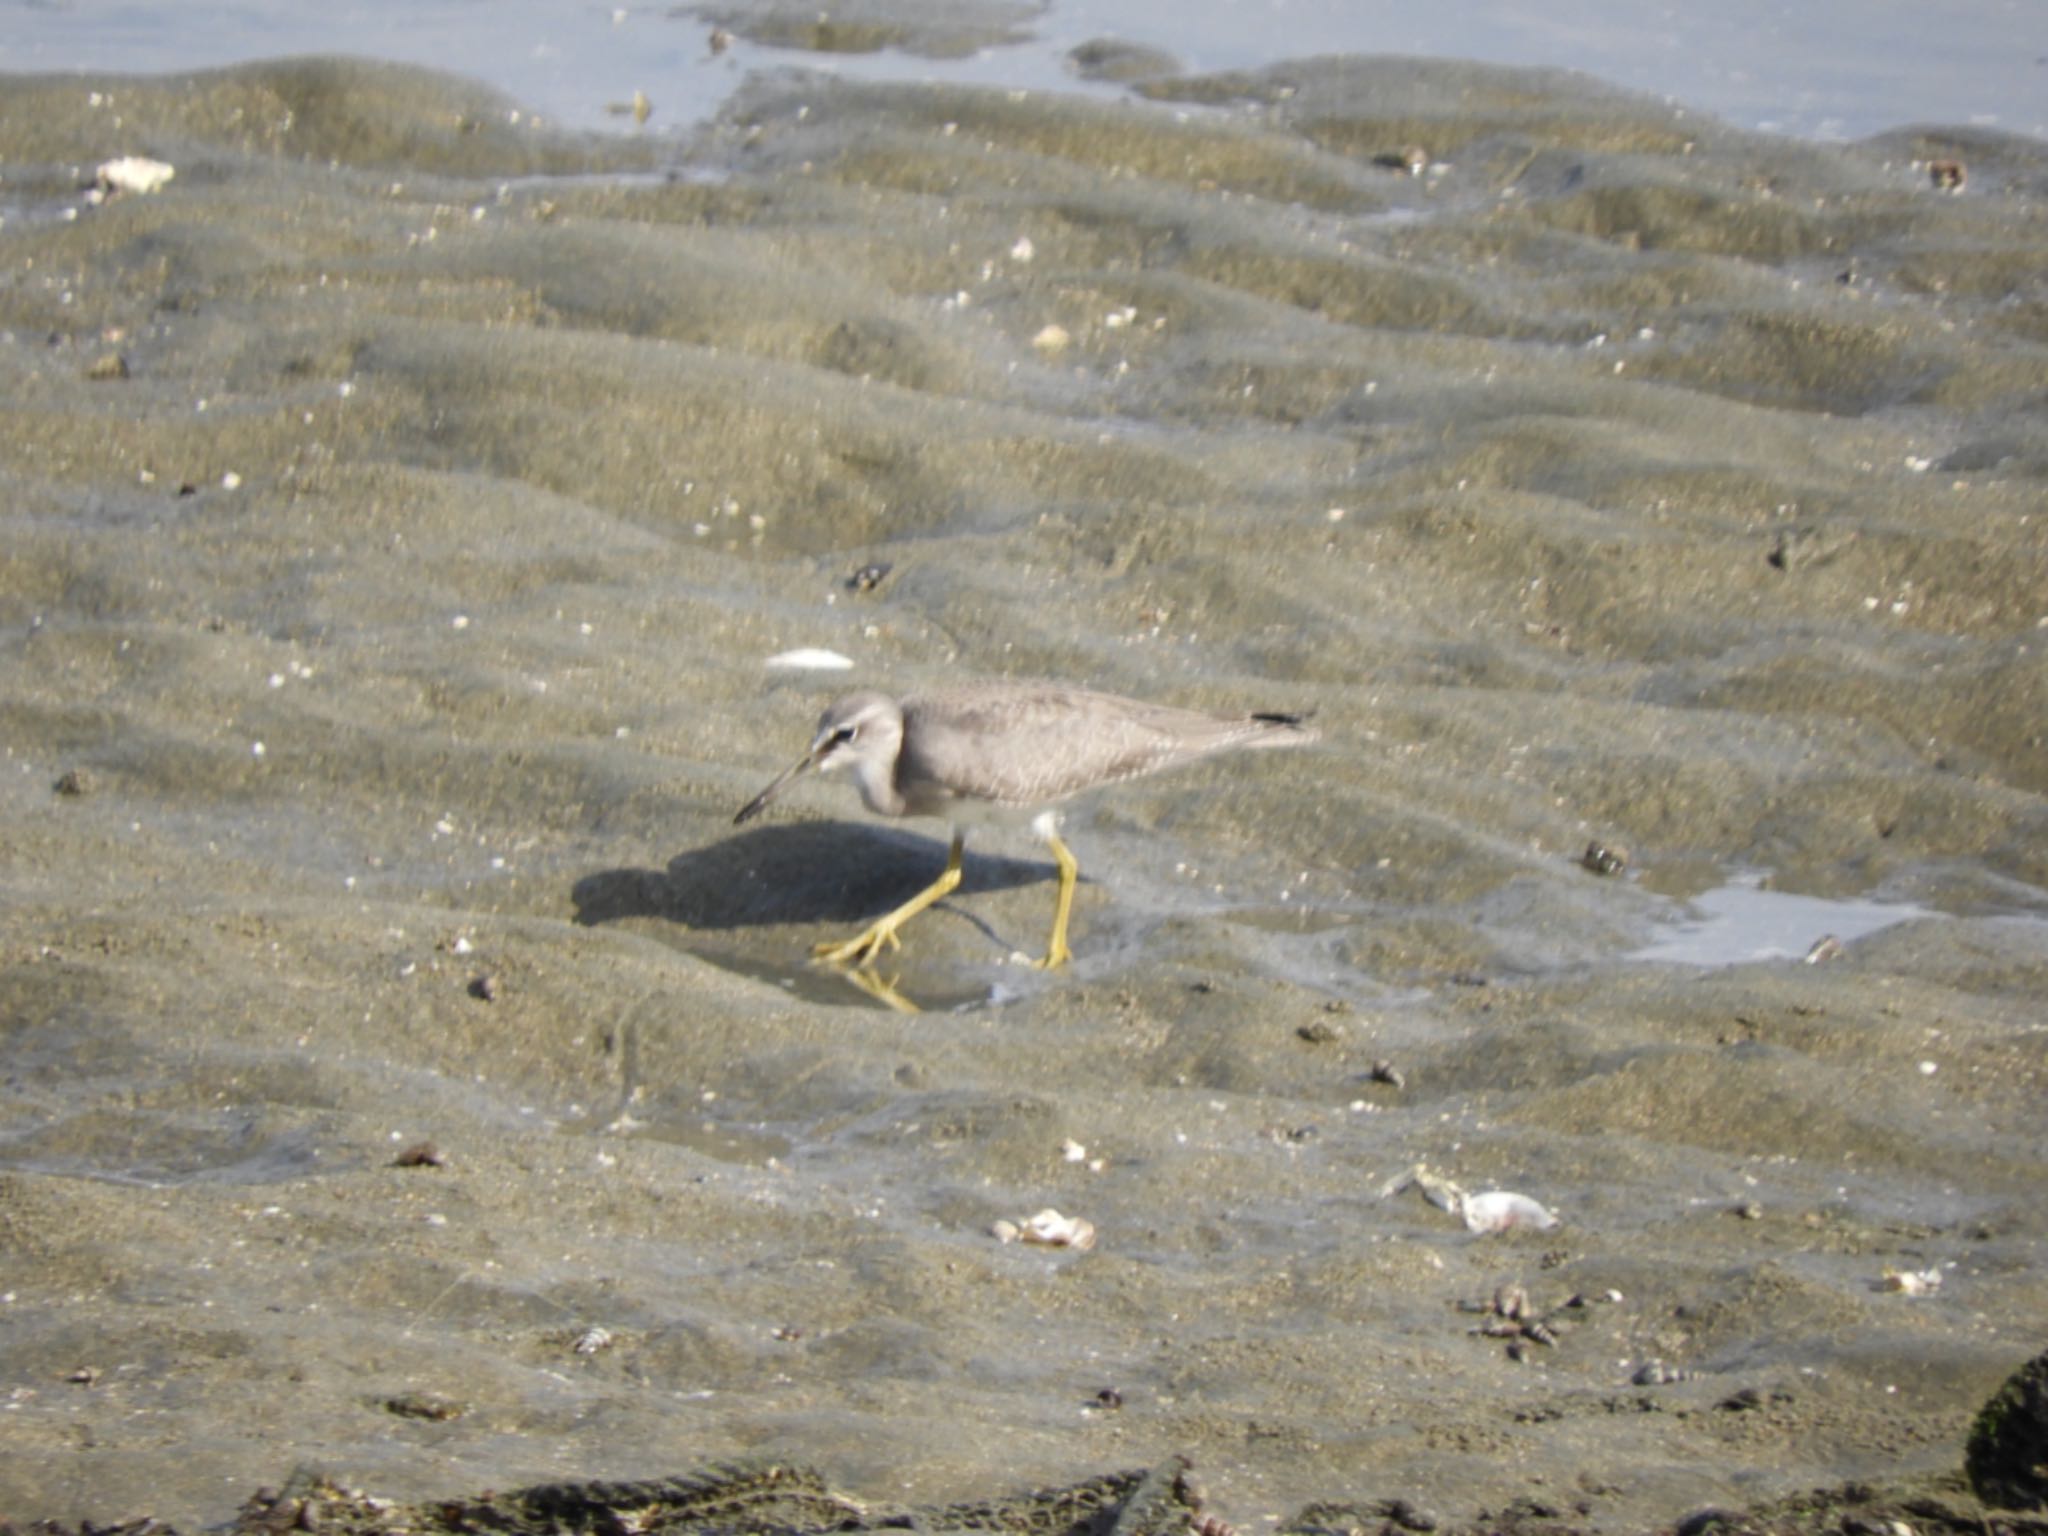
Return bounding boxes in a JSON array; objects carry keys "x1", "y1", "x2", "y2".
[{"x1": 1, "y1": 52, "x2": 2044, "y2": 1531}]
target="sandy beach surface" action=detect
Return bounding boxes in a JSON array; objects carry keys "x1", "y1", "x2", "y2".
[{"x1": 2, "y1": 40, "x2": 2046, "y2": 1533}]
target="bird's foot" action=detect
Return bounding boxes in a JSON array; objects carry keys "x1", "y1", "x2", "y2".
[
  {"x1": 812, "y1": 923, "x2": 903, "y2": 969},
  {"x1": 1030, "y1": 940, "x2": 1074, "y2": 971}
]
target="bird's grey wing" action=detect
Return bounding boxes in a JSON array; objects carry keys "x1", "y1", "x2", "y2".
[{"x1": 898, "y1": 687, "x2": 1271, "y2": 806}]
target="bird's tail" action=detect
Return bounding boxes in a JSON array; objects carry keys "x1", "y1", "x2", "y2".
[{"x1": 1246, "y1": 707, "x2": 1319, "y2": 745}]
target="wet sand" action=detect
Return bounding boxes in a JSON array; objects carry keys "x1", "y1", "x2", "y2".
[{"x1": 1, "y1": 51, "x2": 2045, "y2": 1532}]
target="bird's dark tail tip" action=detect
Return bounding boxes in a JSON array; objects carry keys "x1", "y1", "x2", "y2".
[{"x1": 1251, "y1": 707, "x2": 1317, "y2": 729}]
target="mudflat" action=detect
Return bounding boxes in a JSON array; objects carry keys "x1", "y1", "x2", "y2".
[{"x1": 1, "y1": 52, "x2": 2044, "y2": 1533}]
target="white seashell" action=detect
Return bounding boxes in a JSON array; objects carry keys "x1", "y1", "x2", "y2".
[
  {"x1": 573, "y1": 1326, "x2": 615, "y2": 1355},
  {"x1": 95, "y1": 156, "x2": 176, "y2": 196},
  {"x1": 1030, "y1": 324, "x2": 1071, "y2": 355},
  {"x1": 1017, "y1": 1207, "x2": 1096, "y2": 1250},
  {"x1": 764, "y1": 648, "x2": 854, "y2": 670},
  {"x1": 1461, "y1": 1190, "x2": 1560, "y2": 1234},
  {"x1": 1880, "y1": 1266, "x2": 1941, "y2": 1296}
]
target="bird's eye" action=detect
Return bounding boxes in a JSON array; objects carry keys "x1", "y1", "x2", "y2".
[{"x1": 829, "y1": 725, "x2": 857, "y2": 746}]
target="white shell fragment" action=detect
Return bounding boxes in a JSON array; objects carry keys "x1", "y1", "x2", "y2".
[
  {"x1": 1014, "y1": 1207, "x2": 1096, "y2": 1251},
  {"x1": 1380, "y1": 1163, "x2": 1560, "y2": 1235},
  {"x1": 95, "y1": 156, "x2": 176, "y2": 196},
  {"x1": 764, "y1": 648, "x2": 854, "y2": 671},
  {"x1": 1880, "y1": 1266, "x2": 1942, "y2": 1296},
  {"x1": 1460, "y1": 1190, "x2": 1561, "y2": 1234}
]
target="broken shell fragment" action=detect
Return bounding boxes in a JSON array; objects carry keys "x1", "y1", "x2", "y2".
[
  {"x1": 1880, "y1": 1266, "x2": 1942, "y2": 1296},
  {"x1": 1381, "y1": 1163, "x2": 1560, "y2": 1234},
  {"x1": 1017, "y1": 1208, "x2": 1096, "y2": 1250},
  {"x1": 94, "y1": 156, "x2": 175, "y2": 197},
  {"x1": 764, "y1": 648, "x2": 854, "y2": 670},
  {"x1": 1461, "y1": 1190, "x2": 1561, "y2": 1234}
]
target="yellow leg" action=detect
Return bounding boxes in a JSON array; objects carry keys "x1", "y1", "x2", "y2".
[
  {"x1": 1034, "y1": 829, "x2": 1078, "y2": 969},
  {"x1": 814, "y1": 830, "x2": 965, "y2": 969}
]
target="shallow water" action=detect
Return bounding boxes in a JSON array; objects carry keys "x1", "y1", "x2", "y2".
[
  {"x1": 5, "y1": 0, "x2": 2046, "y2": 141},
  {"x1": 1, "y1": 36, "x2": 2046, "y2": 1536},
  {"x1": 1628, "y1": 872, "x2": 1931, "y2": 965}
]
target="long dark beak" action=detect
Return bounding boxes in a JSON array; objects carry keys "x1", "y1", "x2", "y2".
[{"x1": 734, "y1": 747, "x2": 820, "y2": 825}]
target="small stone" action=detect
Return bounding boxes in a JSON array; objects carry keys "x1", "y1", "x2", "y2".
[
  {"x1": 1581, "y1": 841, "x2": 1629, "y2": 876},
  {"x1": 847, "y1": 561, "x2": 893, "y2": 593},
  {"x1": 85, "y1": 353, "x2": 129, "y2": 381},
  {"x1": 468, "y1": 974, "x2": 499, "y2": 1002},
  {"x1": 385, "y1": 1391, "x2": 463, "y2": 1420},
  {"x1": 53, "y1": 768, "x2": 94, "y2": 797}
]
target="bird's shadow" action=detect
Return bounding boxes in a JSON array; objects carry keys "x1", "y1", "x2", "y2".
[{"x1": 572, "y1": 821, "x2": 1057, "y2": 936}]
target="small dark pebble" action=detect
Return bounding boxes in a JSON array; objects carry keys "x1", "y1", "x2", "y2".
[
  {"x1": 1095, "y1": 1386, "x2": 1124, "y2": 1409},
  {"x1": 385, "y1": 1391, "x2": 463, "y2": 1420},
  {"x1": 468, "y1": 973, "x2": 499, "y2": 1002},
  {"x1": 847, "y1": 561, "x2": 893, "y2": 593},
  {"x1": 85, "y1": 352, "x2": 129, "y2": 381},
  {"x1": 1369, "y1": 1059, "x2": 1405, "y2": 1090},
  {"x1": 1296, "y1": 1019, "x2": 1341, "y2": 1045},
  {"x1": 53, "y1": 767, "x2": 94, "y2": 797},
  {"x1": 1581, "y1": 840, "x2": 1629, "y2": 875},
  {"x1": 392, "y1": 1142, "x2": 449, "y2": 1169},
  {"x1": 1376, "y1": 1498, "x2": 1437, "y2": 1533}
]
